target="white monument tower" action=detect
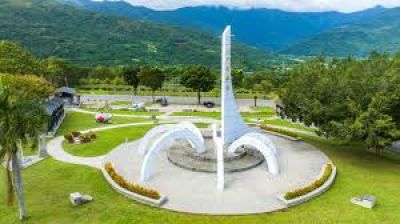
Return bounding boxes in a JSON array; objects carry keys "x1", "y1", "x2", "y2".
[
  {"x1": 221, "y1": 26, "x2": 253, "y2": 147},
  {"x1": 139, "y1": 26, "x2": 279, "y2": 192}
]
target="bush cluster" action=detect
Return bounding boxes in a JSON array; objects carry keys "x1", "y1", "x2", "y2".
[
  {"x1": 64, "y1": 131, "x2": 97, "y2": 144},
  {"x1": 71, "y1": 131, "x2": 81, "y2": 137},
  {"x1": 64, "y1": 134, "x2": 74, "y2": 143},
  {"x1": 104, "y1": 163, "x2": 161, "y2": 200},
  {"x1": 260, "y1": 124, "x2": 300, "y2": 138},
  {"x1": 284, "y1": 164, "x2": 333, "y2": 200}
]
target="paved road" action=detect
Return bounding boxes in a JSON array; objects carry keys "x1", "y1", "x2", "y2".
[{"x1": 80, "y1": 94, "x2": 276, "y2": 108}]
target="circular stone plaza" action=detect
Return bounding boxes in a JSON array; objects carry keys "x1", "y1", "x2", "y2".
[{"x1": 48, "y1": 26, "x2": 336, "y2": 215}]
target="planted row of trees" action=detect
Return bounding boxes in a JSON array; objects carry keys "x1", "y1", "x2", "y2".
[{"x1": 280, "y1": 53, "x2": 400, "y2": 154}]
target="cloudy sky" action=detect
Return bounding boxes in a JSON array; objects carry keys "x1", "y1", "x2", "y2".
[{"x1": 111, "y1": 0, "x2": 400, "y2": 12}]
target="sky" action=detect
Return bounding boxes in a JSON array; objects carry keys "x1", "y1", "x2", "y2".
[{"x1": 108, "y1": 0, "x2": 400, "y2": 12}]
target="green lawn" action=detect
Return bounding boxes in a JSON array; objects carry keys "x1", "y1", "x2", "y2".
[
  {"x1": 264, "y1": 119, "x2": 316, "y2": 132},
  {"x1": 2, "y1": 111, "x2": 400, "y2": 223},
  {"x1": 82, "y1": 108, "x2": 164, "y2": 116},
  {"x1": 56, "y1": 112, "x2": 151, "y2": 136},
  {"x1": 171, "y1": 110, "x2": 275, "y2": 120},
  {"x1": 2, "y1": 133, "x2": 400, "y2": 223},
  {"x1": 63, "y1": 125, "x2": 154, "y2": 157}
]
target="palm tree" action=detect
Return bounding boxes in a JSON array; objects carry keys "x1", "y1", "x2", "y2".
[{"x1": 0, "y1": 89, "x2": 47, "y2": 220}]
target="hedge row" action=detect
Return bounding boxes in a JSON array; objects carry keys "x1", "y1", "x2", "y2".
[
  {"x1": 104, "y1": 163, "x2": 161, "y2": 200},
  {"x1": 284, "y1": 163, "x2": 333, "y2": 200},
  {"x1": 260, "y1": 124, "x2": 300, "y2": 139}
]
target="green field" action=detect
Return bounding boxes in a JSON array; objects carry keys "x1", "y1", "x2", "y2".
[
  {"x1": 171, "y1": 110, "x2": 276, "y2": 120},
  {"x1": 82, "y1": 108, "x2": 164, "y2": 116},
  {"x1": 264, "y1": 119, "x2": 316, "y2": 132},
  {"x1": 56, "y1": 112, "x2": 152, "y2": 136},
  {"x1": 2, "y1": 112, "x2": 400, "y2": 223},
  {"x1": 63, "y1": 125, "x2": 154, "y2": 157}
]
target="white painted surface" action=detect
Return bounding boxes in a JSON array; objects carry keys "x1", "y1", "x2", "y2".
[
  {"x1": 221, "y1": 26, "x2": 252, "y2": 146},
  {"x1": 138, "y1": 122, "x2": 205, "y2": 156},
  {"x1": 141, "y1": 129, "x2": 206, "y2": 181},
  {"x1": 228, "y1": 133, "x2": 279, "y2": 175}
]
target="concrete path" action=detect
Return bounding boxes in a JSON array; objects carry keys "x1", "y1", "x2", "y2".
[
  {"x1": 106, "y1": 133, "x2": 329, "y2": 214},
  {"x1": 47, "y1": 119, "x2": 217, "y2": 169},
  {"x1": 47, "y1": 136, "x2": 104, "y2": 169}
]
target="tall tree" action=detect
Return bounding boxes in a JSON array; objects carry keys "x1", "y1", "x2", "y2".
[
  {"x1": 232, "y1": 69, "x2": 245, "y2": 88},
  {"x1": 0, "y1": 90, "x2": 47, "y2": 220},
  {"x1": 122, "y1": 66, "x2": 140, "y2": 95},
  {"x1": 139, "y1": 66, "x2": 165, "y2": 102},
  {"x1": 181, "y1": 65, "x2": 216, "y2": 105}
]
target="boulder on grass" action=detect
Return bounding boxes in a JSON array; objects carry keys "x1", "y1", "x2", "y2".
[
  {"x1": 70, "y1": 192, "x2": 93, "y2": 206},
  {"x1": 350, "y1": 195, "x2": 376, "y2": 209}
]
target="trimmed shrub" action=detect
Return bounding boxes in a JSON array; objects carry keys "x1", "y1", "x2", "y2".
[
  {"x1": 64, "y1": 134, "x2": 74, "y2": 143},
  {"x1": 79, "y1": 135, "x2": 91, "y2": 143},
  {"x1": 88, "y1": 132, "x2": 97, "y2": 140},
  {"x1": 284, "y1": 164, "x2": 333, "y2": 200},
  {"x1": 105, "y1": 163, "x2": 161, "y2": 200},
  {"x1": 71, "y1": 131, "x2": 81, "y2": 137},
  {"x1": 260, "y1": 124, "x2": 300, "y2": 138}
]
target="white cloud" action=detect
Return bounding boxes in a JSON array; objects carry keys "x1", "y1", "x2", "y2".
[{"x1": 115, "y1": 0, "x2": 400, "y2": 12}]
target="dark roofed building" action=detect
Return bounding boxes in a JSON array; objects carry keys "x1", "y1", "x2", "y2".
[
  {"x1": 56, "y1": 87, "x2": 80, "y2": 105},
  {"x1": 45, "y1": 97, "x2": 65, "y2": 135}
]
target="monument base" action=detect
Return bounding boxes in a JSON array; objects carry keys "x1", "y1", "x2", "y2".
[{"x1": 167, "y1": 138, "x2": 264, "y2": 173}]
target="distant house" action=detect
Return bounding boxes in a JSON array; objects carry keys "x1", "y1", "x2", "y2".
[
  {"x1": 56, "y1": 87, "x2": 80, "y2": 105},
  {"x1": 44, "y1": 97, "x2": 65, "y2": 136}
]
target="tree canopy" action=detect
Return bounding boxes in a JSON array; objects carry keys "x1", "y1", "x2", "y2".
[{"x1": 280, "y1": 53, "x2": 400, "y2": 153}]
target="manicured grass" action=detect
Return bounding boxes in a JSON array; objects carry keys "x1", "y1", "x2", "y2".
[
  {"x1": 63, "y1": 125, "x2": 154, "y2": 157},
  {"x1": 171, "y1": 110, "x2": 275, "y2": 120},
  {"x1": 83, "y1": 108, "x2": 164, "y2": 116},
  {"x1": 2, "y1": 134, "x2": 400, "y2": 223},
  {"x1": 171, "y1": 111, "x2": 220, "y2": 119},
  {"x1": 264, "y1": 118, "x2": 316, "y2": 132},
  {"x1": 56, "y1": 112, "x2": 151, "y2": 136},
  {"x1": 2, "y1": 111, "x2": 400, "y2": 223},
  {"x1": 109, "y1": 101, "x2": 131, "y2": 106}
]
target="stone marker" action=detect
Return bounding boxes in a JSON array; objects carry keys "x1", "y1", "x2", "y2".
[
  {"x1": 70, "y1": 192, "x2": 93, "y2": 206},
  {"x1": 350, "y1": 195, "x2": 376, "y2": 209}
]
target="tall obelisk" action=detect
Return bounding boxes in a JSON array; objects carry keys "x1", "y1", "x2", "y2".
[{"x1": 221, "y1": 26, "x2": 252, "y2": 147}]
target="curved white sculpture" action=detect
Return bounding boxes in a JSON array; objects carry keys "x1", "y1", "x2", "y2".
[
  {"x1": 138, "y1": 124, "x2": 176, "y2": 155},
  {"x1": 245, "y1": 132, "x2": 277, "y2": 155},
  {"x1": 138, "y1": 122, "x2": 204, "y2": 155},
  {"x1": 140, "y1": 129, "x2": 206, "y2": 181},
  {"x1": 228, "y1": 133, "x2": 279, "y2": 175}
]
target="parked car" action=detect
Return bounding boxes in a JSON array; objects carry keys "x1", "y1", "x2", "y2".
[
  {"x1": 130, "y1": 103, "x2": 146, "y2": 111},
  {"x1": 155, "y1": 97, "x2": 168, "y2": 107},
  {"x1": 203, "y1": 101, "x2": 215, "y2": 108}
]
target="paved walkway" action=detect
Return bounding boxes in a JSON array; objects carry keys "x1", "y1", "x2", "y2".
[
  {"x1": 106, "y1": 134, "x2": 329, "y2": 214},
  {"x1": 47, "y1": 118, "x2": 216, "y2": 169}
]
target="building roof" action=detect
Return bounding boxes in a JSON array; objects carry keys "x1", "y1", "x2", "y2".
[
  {"x1": 45, "y1": 97, "x2": 64, "y2": 115},
  {"x1": 57, "y1": 87, "x2": 76, "y2": 95}
]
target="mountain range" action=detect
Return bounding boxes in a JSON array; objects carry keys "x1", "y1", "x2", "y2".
[
  {"x1": 0, "y1": 0, "x2": 281, "y2": 68},
  {"x1": 66, "y1": 0, "x2": 391, "y2": 53}
]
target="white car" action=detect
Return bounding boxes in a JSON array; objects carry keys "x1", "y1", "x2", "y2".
[{"x1": 130, "y1": 103, "x2": 146, "y2": 111}]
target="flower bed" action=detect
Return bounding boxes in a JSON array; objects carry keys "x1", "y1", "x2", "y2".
[
  {"x1": 104, "y1": 163, "x2": 161, "y2": 200},
  {"x1": 284, "y1": 163, "x2": 333, "y2": 200}
]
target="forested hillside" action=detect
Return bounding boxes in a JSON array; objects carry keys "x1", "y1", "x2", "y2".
[
  {"x1": 283, "y1": 7, "x2": 400, "y2": 56},
  {"x1": 0, "y1": 0, "x2": 282, "y2": 68},
  {"x1": 67, "y1": 0, "x2": 387, "y2": 51}
]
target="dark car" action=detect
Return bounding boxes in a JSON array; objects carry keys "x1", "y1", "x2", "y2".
[
  {"x1": 155, "y1": 97, "x2": 168, "y2": 106},
  {"x1": 203, "y1": 101, "x2": 215, "y2": 108}
]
